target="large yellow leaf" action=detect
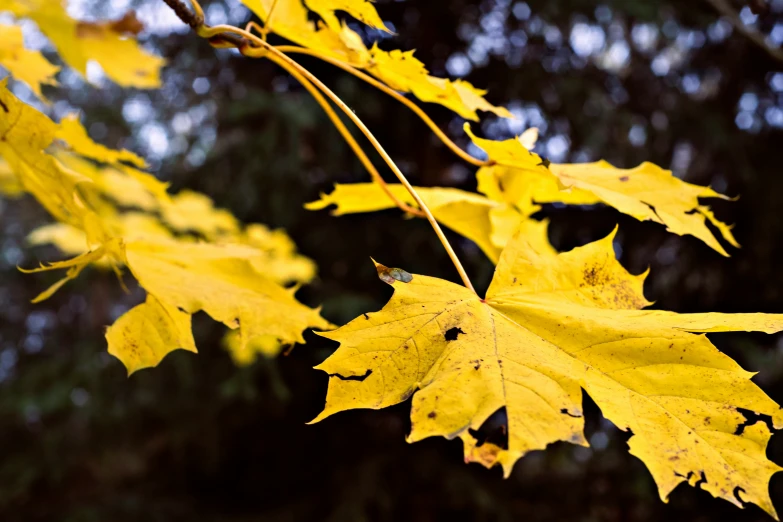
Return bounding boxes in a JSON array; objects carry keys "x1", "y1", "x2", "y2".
[
  {"x1": 123, "y1": 238, "x2": 331, "y2": 351},
  {"x1": 466, "y1": 125, "x2": 738, "y2": 255},
  {"x1": 106, "y1": 294, "x2": 197, "y2": 375},
  {"x1": 313, "y1": 227, "x2": 783, "y2": 518},
  {"x1": 0, "y1": 24, "x2": 58, "y2": 100},
  {"x1": 306, "y1": 182, "x2": 555, "y2": 262},
  {"x1": 3, "y1": 2, "x2": 164, "y2": 88}
]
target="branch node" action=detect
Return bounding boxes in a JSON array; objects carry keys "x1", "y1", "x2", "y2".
[{"x1": 162, "y1": 0, "x2": 203, "y2": 29}]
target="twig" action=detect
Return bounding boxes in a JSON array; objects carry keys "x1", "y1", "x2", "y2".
[
  {"x1": 162, "y1": 0, "x2": 245, "y2": 47},
  {"x1": 275, "y1": 45, "x2": 493, "y2": 168},
  {"x1": 157, "y1": 2, "x2": 476, "y2": 293},
  {"x1": 704, "y1": 0, "x2": 783, "y2": 63},
  {"x1": 161, "y1": 0, "x2": 202, "y2": 29}
]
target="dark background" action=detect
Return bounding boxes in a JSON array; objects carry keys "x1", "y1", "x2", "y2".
[{"x1": 1, "y1": 0, "x2": 783, "y2": 520}]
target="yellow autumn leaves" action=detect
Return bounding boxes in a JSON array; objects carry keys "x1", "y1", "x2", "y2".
[
  {"x1": 240, "y1": 0, "x2": 511, "y2": 121},
  {"x1": 0, "y1": 1, "x2": 164, "y2": 96},
  {"x1": 0, "y1": 81, "x2": 328, "y2": 372},
  {"x1": 314, "y1": 229, "x2": 783, "y2": 519},
  {"x1": 309, "y1": 124, "x2": 738, "y2": 260},
  {"x1": 2, "y1": 1, "x2": 782, "y2": 518}
]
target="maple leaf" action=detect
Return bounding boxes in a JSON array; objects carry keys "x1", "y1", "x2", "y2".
[
  {"x1": 365, "y1": 46, "x2": 512, "y2": 121},
  {"x1": 466, "y1": 125, "x2": 738, "y2": 255},
  {"x1": 303, "y1": 0, "x2": 389, "y2": 32},
  {"x1": 0, "y1": 157, "x2": 24, "y2": 197},
  {"x1": 224, "y1": 223, "x2": 318, "y2": 285},
  {"x1": 306, "y1": 182, "x2": 555, "y2": 262},
  {"x1": 106, "y1": 294, "x2": 196, "y2": 375},
  {"x1": 3, "y1": 1, "x2": 164, "y2": 88},
  {"x1": 124, "y1": 238, "x2": 331, "y2": 349},
  {"x1": 56, "y1": 115, "x2": 146, "y2": 168},
  {"x1": 0, "y1": 24, "x2": 59, "y2": 100},
  {"x1": 313, "y1": 227, "x2": 783, "y2": 518},
  {"x1": 239, "y1": 0, "x2": 509, "y2": 120},
  {"x1": 222, "y1": 331, "x2": 283, "y2": 366},
  {"x1": 0, "y1": 80, "x2": 102, "y2": 236},
  {"x1": 161, "y1": 190, "x2": 241, "y2": 238}
]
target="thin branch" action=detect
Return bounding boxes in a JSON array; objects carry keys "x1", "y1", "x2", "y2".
[
  {"x1": 162, "y1": 0, "x2": 244, "y2": 47},
  {"x1": 245, "y1": 43, "x2": 477, "y2": 294},
  {"x1": 161, "y1": 0, "x2": 202, "y2": 29},
  {"x1": 704, "y1": 0, "x2": 783, "y2": 63},
  {"x1": 154, "y1": 5, "x2": 477, "y2": 293},
  {"x1": 274, "y1": 45, "x2": 492, "y2": 168},
  {"x1": 272, "y1": 52, "x2": 425, "y2": 217}
]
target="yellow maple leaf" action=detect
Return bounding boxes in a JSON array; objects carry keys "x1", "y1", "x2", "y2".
[
  {"x1": 466, "y1": 125, "x2": 738, "y2": 255},
  {"x1": 306, "y1": 182, "x2": 555, "y2": 262},
  {"x1": 303, "y1": 0, "x2": 389, "y2": 32},
  {"x1": 242, "y1": 0, "x2": 367, "y2": 64},
  {"x1": 227, "y1": 223, "x2": 318, "y2": 285},
  {"x1": 0, "y1": 157, "x2": 24, "y2": 197},
  {"x1": 106, "y1": 294, "x2": 197, "y2": 375},
  {"x1": 222, "y1": 331, "x2": 283, "y2": 366},
  {"x1": 313, "y1": 227, "x2": 783, "y2": 518},
  {"x1": 56, "y1": 115, "x2": 146, "y2": 168},
  {"x1": 28, "y1": 212, "x2": 172, "y2": 261},
  {"x1": 0, "y1": 79, "x2": 103, "y2": 237},
  {"x1": 239, "y1": 0, "x2": 509, "y2": 120},
  {"x1": 477, "y1": 165, "x2": 600, "y2": 218},
  {"x1": 3, "y1": 2, "x2": 164, "y2": 88},
  {"x1": 123, "y1": 238, "x2": 331, "y2": 352},
  {"x1": 0, "y1": 24, "x2": 59, "y2": 100},
  {"x1": 161, "y1": 190, "x2": 240, "y2": 238}
]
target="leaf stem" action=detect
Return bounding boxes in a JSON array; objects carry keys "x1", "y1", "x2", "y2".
[
  {"x1": 267, "y1": 52, "x2": 425, "y2": 217},
  {"x1": 196, "y1": 23, "x2": 476, "y2": 293},
  {"x1": 273, "y1": 45, "x2": 492, "y2": 168},
  {"x1": 154, "y1": 10, "x2": 477, "y2": 294}
]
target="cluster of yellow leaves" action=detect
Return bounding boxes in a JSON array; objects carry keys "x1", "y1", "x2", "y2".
[
  {"x1": 0, "y1": 80, "x2": 328, "y2": 373},
  {"x1": 241, "y1": 0, "x2": 511, "y2": 120},
  {"x1": 313, "y1": 228, "x2": 783, "y2": 518},
  {"x1": 0, "y1": 1, "x2": 165, "y2": 97},
  {"x1": 307, "y1": 125, "x2": 738, "y2": 259}
]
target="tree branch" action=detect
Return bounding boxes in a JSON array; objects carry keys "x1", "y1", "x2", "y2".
[
  {"x1": 160, "y1": 0, "x2": 245, "y2": 48},
  {"x1": 161, "y1": 0, "x2": 202, "y2": 29},
  {"x1": 704, "y1": 0, "x2": 783, "y2": 63}
]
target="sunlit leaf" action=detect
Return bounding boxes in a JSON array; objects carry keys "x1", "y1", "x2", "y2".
[
  {"x1": 106, "y1": 294, "x2": 197, "y2": 375},
  {"x1": 466, "y1": 125, "x2": 737, "y2": 255},
  {"x1": 3, "y1": 2, "x2": 164, "y2": 88},
  {"x1": 0, "y1": 23, "x2": 58, "y2": 100},
  {"x1": 314, "y1": 228, "x2": 783, "y2": 518}
]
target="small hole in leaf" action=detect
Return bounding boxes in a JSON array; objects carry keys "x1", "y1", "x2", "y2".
[
  {"x1": 469, "y1": 407, "x2": 508, "y2": 450},
  {"x1": 445, "y1": 327, "x2": 465, "y2": 341}
]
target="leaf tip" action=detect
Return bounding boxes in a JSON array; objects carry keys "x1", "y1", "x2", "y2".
[{"x1": 374, "y1": 261, "x2": 413, "y2": 285}]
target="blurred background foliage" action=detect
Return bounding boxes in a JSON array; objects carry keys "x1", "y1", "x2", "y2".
[{"x1": 1, "y1": 0, "x2": 783, "y2": 520}]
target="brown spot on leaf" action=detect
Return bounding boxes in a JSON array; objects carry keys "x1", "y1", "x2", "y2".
[{"x1": 376, "y1": 263, "x2": 413, "y2": 285}]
